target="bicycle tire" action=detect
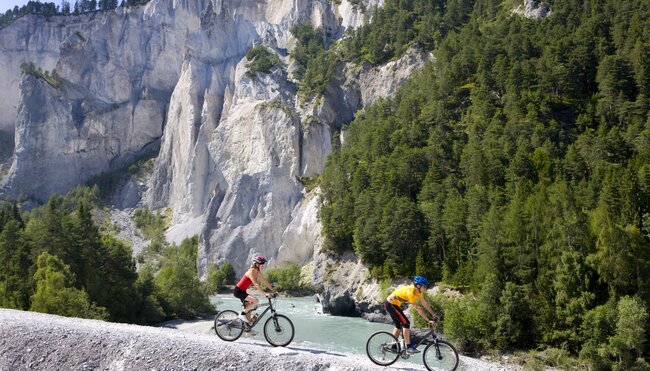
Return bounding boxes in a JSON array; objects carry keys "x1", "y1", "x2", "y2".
[
  {"x1": 214, "y1": 309, "x2": 244, "y2": 341},
  {"x1": 366, "y1": 331, "x2": 400, "y2": 366},
  {"x1": 263, "y1": 314, "x2": 294, "y2": 347},
  {"x1": 423, "y1": 339, "x2": 459, "y2": 371}
]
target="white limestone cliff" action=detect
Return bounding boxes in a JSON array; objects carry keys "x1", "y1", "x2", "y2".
[{"x1": 0, "y1": 0, "x2": 431, "y2": 282}]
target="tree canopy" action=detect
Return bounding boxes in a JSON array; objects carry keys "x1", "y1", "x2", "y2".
[{"x1": 319, "y1": 0, "x2": 650, "y2": 367}]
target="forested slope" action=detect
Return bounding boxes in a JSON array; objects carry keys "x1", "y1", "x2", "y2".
[
  {"x1": 0, "y1": 188, "x2": 214, "y2": 325},
  {"x1": 319, "y1": 0, "x2": 649, "y2": 368}
]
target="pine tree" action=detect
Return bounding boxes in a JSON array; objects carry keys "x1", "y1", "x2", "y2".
[{"x1": 30, "y1": 252, "x2": 108, "y2": 319}]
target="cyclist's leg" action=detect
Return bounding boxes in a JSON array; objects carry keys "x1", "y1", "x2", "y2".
[
  {"x1": 234, "y1": 287, "x2": 249, "y2": 321},
  {"x1": 390, "y1": 305, "x2": 411, "y2": 347},
  {"x1": 384, "y1": 302, "x2": 405, "y2": 348},
  {"x1": 243, "y1": 294, "x2": 259, "y2": 322},
  {"x1": 402, "y1": 327, "x2": 411, "y2": 346}
]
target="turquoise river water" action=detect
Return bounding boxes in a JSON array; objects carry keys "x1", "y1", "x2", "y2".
[{"x1": 210, "y1": 294, "x2": 425, "y2": 368}]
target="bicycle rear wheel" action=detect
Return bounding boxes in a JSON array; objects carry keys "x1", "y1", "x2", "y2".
[
  {"x1": 263, "y1": 314, "x2": 294, "y2": 347},
  {"x1": 366, "y1": 331, "x2": 400, "y2": 366},
  {"x1": 423, "y1": 339, "x2": 459, "y2": 371},
  {"x1": 214, "y1": 309, "x2": 244, "y2": 341}
]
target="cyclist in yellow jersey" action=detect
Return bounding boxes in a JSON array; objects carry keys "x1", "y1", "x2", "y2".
[{"x1": 384, "y1": 276, "x2": 438, "y2": 354}]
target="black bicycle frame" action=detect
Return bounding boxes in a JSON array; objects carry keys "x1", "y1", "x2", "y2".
[
  {"x1": 413, "y1": 327, "x2": 438, "y2": 348},
  {"x1": 245, "y1": 297, "x2": 277, "y2": 328},
  {"x1": 387, "y1": 327, "x2": 440, "y2": 355}
]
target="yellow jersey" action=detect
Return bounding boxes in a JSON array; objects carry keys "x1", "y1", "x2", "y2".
[{"x1": 387, "y1": 285, "x2": 423, "y2": 307}]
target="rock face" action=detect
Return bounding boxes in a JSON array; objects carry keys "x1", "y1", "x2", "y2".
[
  {"x1": 0, "y1": 14, "x2": 71, "y2": 133},
  {"x1": 513, "y1": 0, "x2": 552, "y2": 19},
  {"x1": 0, "y1": 0, "x2": 431, "y2": 283}
]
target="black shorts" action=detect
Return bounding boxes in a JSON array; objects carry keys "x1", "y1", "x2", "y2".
[
  {"x1": 234, "y1": 287, "x2": 249, "y2": 303},
  {"x1": 384, "y1": 301, "x2": 410, "y2": 329}
]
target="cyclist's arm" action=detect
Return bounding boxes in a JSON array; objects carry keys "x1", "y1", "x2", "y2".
[
  {"x1": 257, "y1": 272, "x2": 278, "y2": 294},
  {"x1": 418, "y1": 297, "x2": 438, "y2": 320},
  {"x1": 411, "y1": 303, "x2": 433, "y2": 323},
  {"x1": 247, "y1": 271, "x2": 268, "y2": 293},
  {"x1": 249, "y1": 271, "x2": 275, "y2": 295}
]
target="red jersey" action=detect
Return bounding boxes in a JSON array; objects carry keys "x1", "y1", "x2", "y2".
[{"x1": 236, "y1": 274, "x2": 253, "y2": 290}]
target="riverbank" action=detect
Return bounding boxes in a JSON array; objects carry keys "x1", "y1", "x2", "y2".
[
  {"x1": 0, "y1": 308, "x2": 518, "y2": 370},
  {"x1": 0, "y1": 309, "x2": 404, "y2": 370}
]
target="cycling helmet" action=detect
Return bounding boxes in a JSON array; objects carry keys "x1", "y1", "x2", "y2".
[
  {"x1": 252, "y1": 256, "x2": 267, "y2": 265},
  {"x1": 413, "y1": 275, "x2": 429, "y2": 287}
]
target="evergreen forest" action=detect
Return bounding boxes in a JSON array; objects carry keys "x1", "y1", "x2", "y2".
[
  {"x1": 0, "y1": 0, "x2": 649, "y2": 368},
  {"x1": 0, "y1": 187, "x2": 213, "y2": 325},
  {"x1": 318, "y1": 0, "x2": 650, "y2": 368}
]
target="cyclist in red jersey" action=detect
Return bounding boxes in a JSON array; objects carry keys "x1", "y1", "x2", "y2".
[{"x1": 234, "y1": 256, "x2": 278, "y2": 324}]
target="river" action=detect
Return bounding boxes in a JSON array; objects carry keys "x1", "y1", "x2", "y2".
[{"x1": 211, "y1": 294, "x2": 425, "y2": 368}]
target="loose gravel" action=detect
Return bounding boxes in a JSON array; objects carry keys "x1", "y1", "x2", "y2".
[{"x1": 0, "y1": 309, "x2": 518, "y2": 370}]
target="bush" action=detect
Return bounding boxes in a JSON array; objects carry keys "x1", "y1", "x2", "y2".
[
  {"x1": 206, "y1": 261, "x2": 236, "y2": 292},
  {"x1": 494, "y1": 282, "x2": 531, "y2": 348},
  {"x1": 576, "y1": 298, "x2": 649, "y2": 371},
  {"x1": 154, "y1": 237, "x2": 214, "y2": 318},
  {"x1": 265, "y1": 263, "x2": 305, "y2": 293},
  {"x1": 20, "y1": 62, "x2": 62, "y2": 88},
  {"x1": 245, "y1": 45, "x2": 280, "y2": 77},
  {"x1": 30, "y1": 252, "x2": 108, "y2": 320},
  {"x1": 443, "y1": 295, "x2": 484, "y2": 354},
  {"x1": 534, "y1": 348, "x2": 580, "y2": 369},
  {"x1": 607, "y1": 296, "x2": 648, "y2": 370},
  {"x1": 379, "y1": 277, "x2": 393, "y2": 300},
  {"x1": 133, "y1": 208, "x2": 169, "y2": 242},
  {"x1": 411, "y1": 291, "x2": 445, "y2": 329}
]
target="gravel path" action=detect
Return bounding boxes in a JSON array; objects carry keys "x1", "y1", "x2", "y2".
[{"x1": 0, "y1": 309, "x2": 518, "y2": 370}]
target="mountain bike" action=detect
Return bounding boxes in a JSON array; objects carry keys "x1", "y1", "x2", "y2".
[
  {"x1": 214, "y1": 294, "x2": 295, "y2": 347},
  {"x1": 366, "y1": 323, "x2": 459, "y2": 371}
]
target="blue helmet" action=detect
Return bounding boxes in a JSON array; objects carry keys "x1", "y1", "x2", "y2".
[{"x1": 413, "y1": 275, "x2": 429, "y2": 287}]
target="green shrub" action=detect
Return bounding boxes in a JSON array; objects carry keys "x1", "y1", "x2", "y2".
[
  {"x1": 205, "y1": 261, "x2": 236, "y2": 292},
  {"x1": 608, "y1": 296, "x2": 648, "y2": 370},
  {"x1": 20, "y1": 62, "x2": 62, "y2": 88},
  {"x1": 245, "y1": 45, "x2": 280, "y2": 77},
  {"x1": 289, "y1": 23, "x2": 337, "y2": 98},
  {"x1": 379, "y1": 277, "x2": 393, "y2": 300},
  {"x1": 154, "y1": 237, "x2": 214, "y2": 318},
  {"x1": 411, "y1": 291, "x2": 445, "y2": 329},
  {"x1": 133, "y1": 208, "x2": 169, "y2": 242},
  {"x1": 540, "y1": 348, "x2": 579, "y2": 369},
  {"x1": 207, "y1": 268, "x2": 226, "y2": 291},
  {"x1": 265, "y1": 263, "x2": 307, "y2": 293},
  {"x1": 443, "y1": 295, "x2": 484, "y2": 354},
  {"x1": 30, "y1": 252, "x2": 108, "y2": 320},
  {"x1": 297, "y1": 176, "x2": 320, "y2": 193}
]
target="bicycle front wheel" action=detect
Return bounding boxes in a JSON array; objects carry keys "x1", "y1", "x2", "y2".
[
  {"x1": 423, "y1": 339, "x2": 459, "y2": 371},
  {"x1": 366, "y1": 331, "x2": 400, "y2": 366},
  {"x1": 263, "y1": 314, "x2": 294, "y2": 347},
  {"x1": 214, "y1": 309, "x2": 244, "y2": 342}
]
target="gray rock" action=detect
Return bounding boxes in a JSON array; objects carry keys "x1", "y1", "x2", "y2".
[
  {"x1": 0, "y1": 0, "x2": 430, "y2": 283},
  {"x1": 512, "y1": 0, "x2": 552, "y2": 19}
]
